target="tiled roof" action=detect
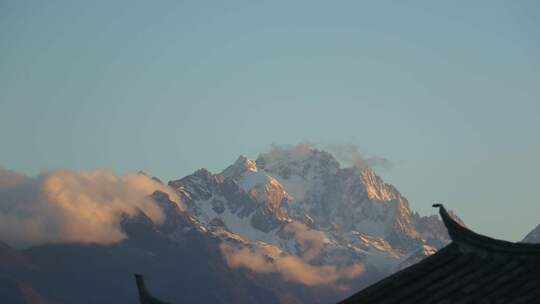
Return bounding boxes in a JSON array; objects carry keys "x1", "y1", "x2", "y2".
[{"x1": 339, "y1": 204, "x2": 540, "y2": 304}]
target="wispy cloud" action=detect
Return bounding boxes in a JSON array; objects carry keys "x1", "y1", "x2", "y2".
[
  {"x1": 262, "y1": 143, "x2": 391, "y2": 171},
  {"x1": 263, "y1": 142, "x2": 318, "y2": 163},
  {"x1": 220, "y1": 241, "x2": 364, "y2": 286},
  {"x1": 284, "y1": 221, "x2": 326, "y2": 261},
  {"x1": 327, "y1": 144, "x2": 392, "y2": 170}
]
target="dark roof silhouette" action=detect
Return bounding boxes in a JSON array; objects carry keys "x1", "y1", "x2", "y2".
[
  {"x1": 135, "y1": 274, "x2": 170, "y2": 304},
  {"x1": 340, "y1": 204, "x2": 540, "y2": 303}
]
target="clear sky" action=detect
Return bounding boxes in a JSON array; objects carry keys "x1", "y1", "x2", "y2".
[{"x1": 1, "y1": 1, "x2": 539, "y2": 241}]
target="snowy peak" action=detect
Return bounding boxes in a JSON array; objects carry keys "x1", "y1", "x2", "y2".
[
  {"x1": 168, "y1": 157, "x2": 293, "y2": 237},
  {"x1": 239, "y1": 170, "x2": 290, "y2": 210},
  {"x1": 358, "y1": 168, "x2": 404, "y2": 202},
  {"x1": 252, "y1": 147, "x2": 417, "y2": 245},
  {"x1": 222, "y1": 155, "x2": 258, "y2": 179},
  {"x1": 221, "y1": 155, "x2": 291, "y2": 210},
  {"x1": 255, "y1": 146, "x2": 403, "y2": 204},
  {"x1": 256, "y1": 146, "x2": 340, "y2": 180},
  {"x1": 254, "y1": 147, "x2": 341, "y2": 207},
  {"x1": 164, "y1": 145, "x2": 453, "y2": 288}
]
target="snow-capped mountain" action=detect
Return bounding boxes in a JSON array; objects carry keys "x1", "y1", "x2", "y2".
[
  {"x1": 257, "y1": 149, "x2": 422, "y2": 253},
  {"x1": 0, "y1": 146, "x2": 457, "y2": 303},
  {"x1": 168, "y1": 146, "x2": 451, "y2": 281}
]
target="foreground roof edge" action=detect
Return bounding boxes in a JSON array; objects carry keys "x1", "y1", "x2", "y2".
[
  {"x1": 339, "y1": 205, "x2": 540, "y2": 304},
  {"x1": 433, "y1": 204, "x2": 540, "y2": 256},
  {"x1": 134, "y1": 274, "x2": 171, "y2": 304}
]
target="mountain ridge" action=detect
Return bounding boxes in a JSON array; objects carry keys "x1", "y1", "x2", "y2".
[
  {"x1": 0, "y1": 146, "x2": 478, "y2": 303},
  {"x1": 167, "y1": 147, "x2": 454, "y2": 288}
]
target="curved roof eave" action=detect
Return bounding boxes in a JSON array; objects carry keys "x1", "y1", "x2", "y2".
[{"x1": 433, "y1": 204, "x2": 540, "y2": 257}]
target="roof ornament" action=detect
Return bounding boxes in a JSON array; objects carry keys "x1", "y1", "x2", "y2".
[
  {"x1": 433, "y1": 203, "x2": 540, "y2": 256},
  {"x1": 432, "y1": 203, "x2": 466, "y2": 241},
  {"x1": 134, "y1": 274, "x2": 170, "y2": 304}
]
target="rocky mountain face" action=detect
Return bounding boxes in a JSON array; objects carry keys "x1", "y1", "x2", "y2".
[
  {"x1": 165, "y1": 147, "x2": 454, "y2": 298},
  {"x1": 0, "y1": 147, "x2": 456, "y2": 303}
]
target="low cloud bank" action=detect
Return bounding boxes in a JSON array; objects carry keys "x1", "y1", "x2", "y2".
[
  {"x1": 0, "y1": 168, "x2": 182, "y2": 247},
  {"x1": 284, "y1": 221, "x2": 326, "y2": 261},
  {"x1": 220, "y1": 243, "x2": 364, "y2": 286}
]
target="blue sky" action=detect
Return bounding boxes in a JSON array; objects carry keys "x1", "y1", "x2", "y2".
[{"x1": 1, "y1": 1, "x2": 539, "y2": 241}]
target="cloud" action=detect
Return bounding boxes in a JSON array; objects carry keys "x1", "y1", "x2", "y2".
[
  {"x1": 260, "y1": 143, "x2": 391, "y2": 171},
  {"x1": 263, "y1": 143, "x2": 318, "y2": 163},
  {"x1": 220, "y1": 243, "x2": 364, "y2": 286},
  {"x1": 219, "y1": 215, "x2": 363, "y2": 286},
  {"x1": 327, "y1": 144, "x2": 393, "y2": 170},
  {"x1": 284, "y1": 221, "x2": 326, "y2": 261},
  {"x1": 0, "y1": 168, "x2": 183, "y2": 247}
]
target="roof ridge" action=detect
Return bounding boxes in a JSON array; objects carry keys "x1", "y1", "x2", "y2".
[{"x1": 433, "y1": 204, "x2": 540, "y2": 257}]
